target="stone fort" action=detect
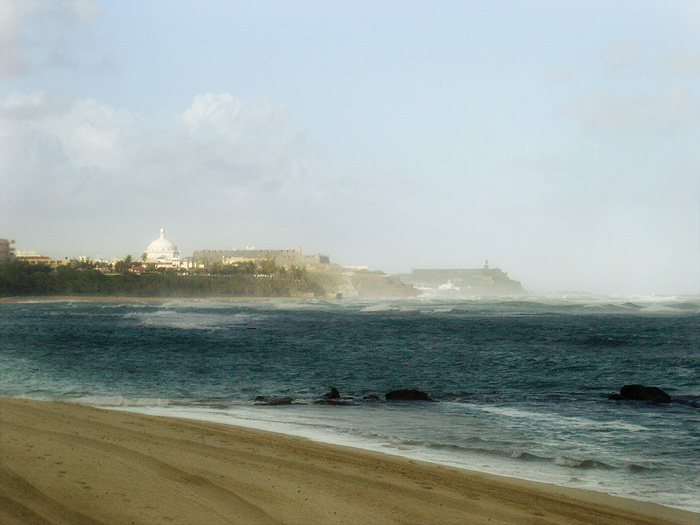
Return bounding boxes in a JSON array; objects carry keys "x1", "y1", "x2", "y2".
[{"x1": 192, "y1": 246, "x2": 330, "y2": 267}]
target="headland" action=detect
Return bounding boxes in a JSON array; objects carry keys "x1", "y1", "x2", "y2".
[{"x1": 399, "y1": 262, "x2": 525, "y2": 295}]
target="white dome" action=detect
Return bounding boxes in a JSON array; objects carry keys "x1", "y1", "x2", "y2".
[
  {"x1": 145, "y1": 229, "x2": 180, "y2": 265},
  {"x1": 147, "y1": 229, "x2": 178, "y2": 253}
]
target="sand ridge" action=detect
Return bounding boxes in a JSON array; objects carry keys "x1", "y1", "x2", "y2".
[{"x1": 1, "y1": 398, "x2": 697, "y2": 524}]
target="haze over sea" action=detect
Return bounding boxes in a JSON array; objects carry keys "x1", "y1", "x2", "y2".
[{"x1": 1, "y1": 295, "x2": 699, "y2": 512}]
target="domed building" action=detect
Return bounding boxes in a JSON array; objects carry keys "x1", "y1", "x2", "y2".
[{"x1": 145, "y1": 228, "x2": 180, "y2": 267}]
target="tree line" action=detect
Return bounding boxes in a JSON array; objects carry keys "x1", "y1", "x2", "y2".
[{"x1": 0, "y1": 260, "x2": 324, "y2": 298}]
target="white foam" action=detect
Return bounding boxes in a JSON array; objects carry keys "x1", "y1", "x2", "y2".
[
  {"x1": 473, "y1": 405, "x2": 649, "y2": 432},
  {"x1": 125, "y1": 309, "x2": 261, "y2": 330},
  {"x1": 360, "y1": 304, "x2": 398, "y2": 312}
]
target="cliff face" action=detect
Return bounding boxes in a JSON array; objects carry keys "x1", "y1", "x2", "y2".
[
  {"x1": 350, "y1": 272, "x2": 418, "y2": 298},
  {"x1": 400, "y1": 267, "x2": 525, "y2": 296},
  {"x1": 306, "y1": 267, "x2": 418, "y2": 299}
]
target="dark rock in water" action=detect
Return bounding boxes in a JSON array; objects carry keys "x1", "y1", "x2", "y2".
[
  {"x1": 609, "y1": 384, "x2": 672, "y2": 404},
  {"x1": 318, "y1": 387, "x2": 354, "y2": 404},
  {"x1": 323, "y1": 387, "x2": 341, "y2": 399},
  {"x1": 385, "y1": 389, "x2": 432, "y2": 401},
  {"x1": 363, "y1": 394, "x2": 381, "y2": 402},
  {"x1": 254, "y1": 396, "x2": 294, "y2": 405}
]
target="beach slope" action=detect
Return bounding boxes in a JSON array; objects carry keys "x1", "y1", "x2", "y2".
[{"x1": 1, "y1": 398, "x2": 696, "y2": 524}]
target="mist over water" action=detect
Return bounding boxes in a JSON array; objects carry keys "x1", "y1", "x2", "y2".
[{"x1": 1, "y1": 295, "x2": 699, "y2": 512}]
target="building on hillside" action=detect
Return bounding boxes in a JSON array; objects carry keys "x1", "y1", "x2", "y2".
[
  {"x1": 15, "y1": 251, "x2": 74, "y2": 269},
  {"x1": 145, "y1": 229, "x2": 180, "y2": 268},
  {"x1": 193, "y1": 246, "x2": 330, "y2": 268},
  {"x1": 0, "y1": 239, "x2": 15, "y2": 263}
]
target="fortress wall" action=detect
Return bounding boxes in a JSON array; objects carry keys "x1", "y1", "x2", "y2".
[{"x1": 192, "y1": 249, "x2": 329, "y2": 267}]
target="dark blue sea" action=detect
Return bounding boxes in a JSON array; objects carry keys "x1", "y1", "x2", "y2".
[{"x1": 1, "y1": 296, "x2": 699, "y2": 512}]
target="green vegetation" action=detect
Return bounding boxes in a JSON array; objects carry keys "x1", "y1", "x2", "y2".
[
  {"x1": 305, "y1": 265, "x2": 418, "y2": 298},
  {"x1": 0, "y1": 260, "x2": 322, "y2": 298},
  {"x1": 304, "y1": 267, "x2": 347, "y2": 293}
]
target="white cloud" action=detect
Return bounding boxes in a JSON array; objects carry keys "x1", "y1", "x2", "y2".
[
  {"x1": 662, "y1": 49, "x2": 700, "y2": 76},
  {"x1": 57, "y1": 0, "x2": 100, "y2": 22},
  {"x1": 0, "y1": 91, "x2": 330, "y2": 224},
  {"x1": 182, "y1": 93, "x2": 301, "y2": 175},
  {"x1": 1, "y1": 90, "x2": 58, "y2": 116},
  {"x1": 1, "y1": 91, "x2": 143, "y2": 173},
  {"x1": 569, "y1": 86, "x2": 700, "y2": 134},
  {"x1": 0, "y1": 0, "x2": 31, "y2": 76},
  {"x1": 650, "y1": 157, "x2": 700, "y2": 207},
  {"x1": 0, "y1": 0, "x2": 101, "y2": 78},
  {"x1": 601, "y1": 39, "x2": 639, "y2": 75},
  {"x1": 546, "y1": 67, "x2": 574, "y2": 84},
  {"x1": 501, "y1": 155, "x2": 588, "y2": 178}
]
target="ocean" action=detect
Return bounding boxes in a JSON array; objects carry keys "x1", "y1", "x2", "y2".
[{"x1": 1, "y1": 296, "x2": 699, "y2": 512}]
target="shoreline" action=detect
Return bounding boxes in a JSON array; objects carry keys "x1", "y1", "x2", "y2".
[
  {"x1": 0, "y1": 295, "x2": 312, "y2": 303},
  {"x1": 1, "y1": 397, "x2": 697, "y2": 524}
]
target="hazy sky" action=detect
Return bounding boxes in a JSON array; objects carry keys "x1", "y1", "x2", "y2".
[{"x1": 1, "y1": 0, "x2": 699, "y2": 295}]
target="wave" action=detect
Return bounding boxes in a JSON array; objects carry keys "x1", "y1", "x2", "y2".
[
  {"x1": 555, "y1": 457, "x2": 615, "y2": 470},
  {"x1": 673, "y1": 396, "x2": 700, "y2": 409},
  {"x1": 580, "y1": 335, "x2": 631, "y2": 347},
  {"x1": 628, "y1": 463, "x2": 655, "y2": 472},
  {"x1": 472, "y1": 405, "x2": 650, "y2": 431},
  {"x1": 377, "y1": 295, "x2": 700, "y2": 317},
  {"x1": 510, "y1": 451, "x2": 549, "y2": 462},
  {"x1": 10, "y1": 393, "x2": 175, "y2": 408},
  {"x1": 360, "y1": 304, "x2": 401, "y2": 312},
  {"x1": 407, "y1": 439, "x2": 622, "y2": 472},
  {"x1": 124, "y1": 308, "x2": 263, "y2": 330},
  {"x1": 352, "y1": 433, "x2": 624, "y2": 472}
]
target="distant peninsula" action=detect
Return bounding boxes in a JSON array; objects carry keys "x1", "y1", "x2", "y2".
[
  {"x1": 399, "y1": 262, "x2": 525, "y2": 295},
  {"x1": 1, "y1": 234, "x2": 524, "y2": 299}
]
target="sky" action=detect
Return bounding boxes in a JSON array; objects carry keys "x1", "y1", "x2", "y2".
[{"x1": 1, "y1": 0, "x2": 699, "y2": 295}]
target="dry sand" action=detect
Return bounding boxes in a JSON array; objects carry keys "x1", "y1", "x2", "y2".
[{"x1": 1, "y1": 398, "x2": 696, "y2": 524}]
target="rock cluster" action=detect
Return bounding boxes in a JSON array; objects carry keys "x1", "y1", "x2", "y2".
[
  {"x1": 385, "y1": 389, "x2": 432, "y2": 401},
  {"x1": 609, "y1": 384, "x2": 672, "y2": 404},
  {"x1": 254, "y1": 396, "x2": 294, "y2": 405},
  {"x1": 253, "y1": 387, "x2": 434, "y2": 405}
]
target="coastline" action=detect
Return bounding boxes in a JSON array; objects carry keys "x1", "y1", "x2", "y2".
[
  {"x1": 0, "y1": 295, "x2": 308, "y2": 303},
  {"x1": 1, "y1": 398, "x2": 697, "y2": 524}
]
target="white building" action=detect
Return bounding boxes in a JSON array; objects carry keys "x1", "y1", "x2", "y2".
[
  {"x1": 0, "y1": 239, "x2": 15, "y2": 263},
  {"x1": 145, "y1": 229, "x2": 180, "y2": 267}
]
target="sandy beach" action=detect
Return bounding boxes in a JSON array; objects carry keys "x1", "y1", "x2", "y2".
[{"x1": 1, "y1": 398, "x2": 696, "y2": 524}]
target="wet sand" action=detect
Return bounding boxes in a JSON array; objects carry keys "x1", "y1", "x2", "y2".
[{"x1": 1, "y1": 398, "x2": 696, "y2": 524}]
